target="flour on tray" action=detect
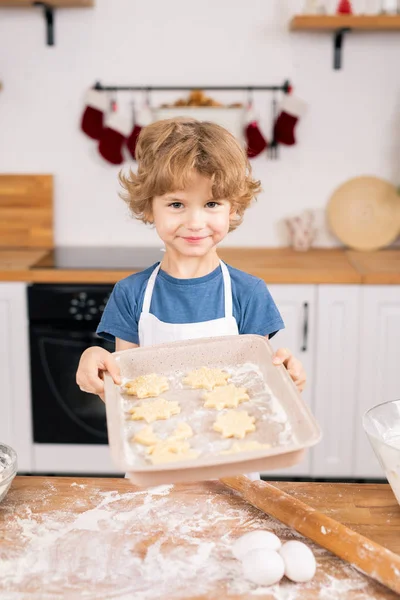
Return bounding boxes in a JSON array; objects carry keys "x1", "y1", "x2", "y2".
[{"x1": 122, "y1": 362, "x2": 295, "y2": 468}]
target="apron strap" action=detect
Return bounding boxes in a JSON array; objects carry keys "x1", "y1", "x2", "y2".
[
  {"x1": 142, "y1": 263, "x2": 161, "y2": 314},
  {"x1": 142, "y1": 261, "x2": 233, "y2": 317},
  {"x1": 220, "y1": 260, "x2": 234, "y2": 318}
]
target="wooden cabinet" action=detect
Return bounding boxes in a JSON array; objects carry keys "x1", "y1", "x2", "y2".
[
  {"x1": 0, "y1": 283, "x2": 32, "y2": 471},
  {"x1": 312, "y1": 286, "x2": 361, "y2": 478},
  {"x1": 354, "y1": 286, "x2": 400, "y2": 478},
  {"x1": 263, "y1": 285, "x2": 317, "y2": 477}
]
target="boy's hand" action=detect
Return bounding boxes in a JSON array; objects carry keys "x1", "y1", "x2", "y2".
[
  {"x1": 76, "y1": 346, "x2": 121, "y2": 402},
  {"x1": 272, "y1": 348, "x2": 306, "y2": 392}
]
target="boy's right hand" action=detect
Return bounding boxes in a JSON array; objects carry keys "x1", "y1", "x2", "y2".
[{"x1": 76, "y1": 346, "x2": 121, "y2": 402}]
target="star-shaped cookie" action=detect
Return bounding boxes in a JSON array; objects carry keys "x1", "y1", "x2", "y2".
[
  {"x1": 123, "y1": 373, "x2": 169, "y2": 399},
  {"x1": 213, "y1": 410, "x2": 256, "y2": 439},
  {"x1": 147, "y1": 439, "x2": 200, "y2": 465},
  {"x1": 129, "y1": 398, "x2": 180, "y2": 424},
  {"x1": 170, "y1": 422, "x2": 193, "y2": 441},
  {"x1": 183, "y1": 367, "x2": 230, "y2": 391},
  {"x1": 132, "y1": 425, "x2": 161, "y2": 446},
  {"x1": 203, "y1": 384, "x2": 249, "y2": 410}
]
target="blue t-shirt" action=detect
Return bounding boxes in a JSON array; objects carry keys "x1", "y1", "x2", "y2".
[{"x1": 96, "y1": 262, "x2": 284, "y2": 345}]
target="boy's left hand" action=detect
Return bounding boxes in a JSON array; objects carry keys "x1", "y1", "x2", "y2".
[{"x1": 272, "y1": 348, "x2": 306, "y2": 392}]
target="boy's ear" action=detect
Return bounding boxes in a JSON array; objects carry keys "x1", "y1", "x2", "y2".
[
  {"x1": 144, "y1": 203, "x2": 154, "y2": 224},
  {"x1": 229, "y1": 207, "x2": 239, "y2": 221}
]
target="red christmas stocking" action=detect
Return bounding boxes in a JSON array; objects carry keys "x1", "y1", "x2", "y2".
[
  {"x1": 126, "y1": 105, "x2": 153, "y2": 160},
  {"x1": 80, "y1": 89, "x2": 108, "y2": 140},
  {"x1": 273, "y1": 94, "x2": 307, "y2": 146},
  {"x1": 98, "y1": 112, "x2": 132, "y2": 165},
  {"x1": 245, "y1": 104, "x2": 268, "y2": 159}
]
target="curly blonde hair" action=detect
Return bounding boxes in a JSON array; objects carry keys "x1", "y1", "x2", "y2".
[{"x1": 119, "y1": 117, "x2": 261, "y2": 232}]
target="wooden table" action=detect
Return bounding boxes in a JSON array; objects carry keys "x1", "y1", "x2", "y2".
[{"x1": 0, "y1": 477, "x2": 399, "y2": 599}]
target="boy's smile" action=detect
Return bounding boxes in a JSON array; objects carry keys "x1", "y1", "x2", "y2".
[{"x1": 151, "y1": 171, "x2": 236, "y2": 257}]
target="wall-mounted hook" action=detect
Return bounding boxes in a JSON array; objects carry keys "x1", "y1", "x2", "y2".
[
  {"x1": 334, "y1": 28, "x2": 351, "y2": 69},
  {"x1": 33, "y1": 2, "x2": 55, "y2": 46}
]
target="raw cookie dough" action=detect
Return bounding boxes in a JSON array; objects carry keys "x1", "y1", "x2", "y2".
[
  {"x1": 213, "y1": 410, "x2": 256, "y2": 439},
  {"x1": 183, "y1": 367, "x2": 230, "y2": 391},
  {"x1": 130, "y1": 398, "x2": 180, "y2": 424},
  {"x1": 132, "y1": 425, "x2": 161, "y2": 446},
  {"x1": 124, "y1": 373, "x2": 169, "y2": 398},
  {"x1": 220, "y1": 440, "x2": 270, "y2": 455},
  {"x1": 203, "y1": 384, "x2": 249, "y2": 410},
  {"x1": 147, "y1": 439, "x2": 200, "y2": 465},
  {"x1": 170, "y1": 422, "x2": 193, "y2": 441},
  {"x1": 132, "y1": 422, "x2": 192, "y2": 448}
]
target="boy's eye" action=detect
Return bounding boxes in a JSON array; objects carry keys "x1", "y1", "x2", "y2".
[
  {"x1": 206, "y1": 201, "x2": 220, "y2": 208},
  {"x1": 169, "y1": 202, "x2": 184, "y2": 209}
]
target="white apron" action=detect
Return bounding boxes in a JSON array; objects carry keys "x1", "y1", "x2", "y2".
[
  {"x1": 136, "y1": 260, "x2": 260, "y2": 482},
  {"x1": 138, "y1": 260, "x2": 238, "y2": 346}
]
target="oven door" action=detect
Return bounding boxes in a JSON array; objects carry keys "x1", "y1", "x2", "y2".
[{"x1": 30, "y1": 325, "x2": 114, "y2": 444}]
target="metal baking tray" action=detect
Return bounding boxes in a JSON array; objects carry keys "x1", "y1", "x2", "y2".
[{"x1": 104, "y1": 334, "x2": 321, "y2": 486}]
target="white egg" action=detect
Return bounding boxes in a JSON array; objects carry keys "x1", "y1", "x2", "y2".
[
  {"x1": 241, "y1": 549, "x2": 285, "y2": 586},
  {"x1": 232, "y1": 530, "x2": 282, "y2": 560},
  {"x1": 279, "y1": 540, "x2": 316, "y2": 583}
]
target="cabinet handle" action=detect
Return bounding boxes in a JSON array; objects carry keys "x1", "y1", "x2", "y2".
[{"x1": 301, "y1": 302, "x2": 309, "y2": 352}]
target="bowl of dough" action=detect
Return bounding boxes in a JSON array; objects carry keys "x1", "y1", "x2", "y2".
[
  {"x1": 363, "y1": 400, "x2": 400, "y2": 505},
  {"x1": 0, "y1": 443, "x2": 17, "y2": 504}
]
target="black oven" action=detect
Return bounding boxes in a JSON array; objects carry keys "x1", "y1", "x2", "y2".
[{"x1": 28, "y1": 284, "x2": 114, "y2": 445}]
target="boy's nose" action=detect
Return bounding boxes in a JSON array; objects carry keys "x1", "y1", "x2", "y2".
[{"x1": 186, "y1": 212, "x2": 205, "y2": 231}]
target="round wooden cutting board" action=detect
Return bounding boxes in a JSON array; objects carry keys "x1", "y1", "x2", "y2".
[{"x1": 327, "y1": 176, "x2": 400, "y2": 251}]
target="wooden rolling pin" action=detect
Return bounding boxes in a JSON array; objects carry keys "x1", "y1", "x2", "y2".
[{"x1": 220, "y1": 475, "x2": 400, "y2": 595}]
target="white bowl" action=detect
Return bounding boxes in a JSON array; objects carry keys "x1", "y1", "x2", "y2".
[
  {"x1": 0, "y1": 443, "x2": 18, "y2": 504},
  {"x1": 363, "y1": 400, "x2": 400, "y2": 505}
]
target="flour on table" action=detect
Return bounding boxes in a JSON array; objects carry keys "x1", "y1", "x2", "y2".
[{"x1": 0, "y1": 481, "x2": 384, "y2": 600}]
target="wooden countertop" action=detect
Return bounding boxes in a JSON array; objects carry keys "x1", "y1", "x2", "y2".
[
  {"x1": 0, "y1": 246, "x2": 399, "y2": 285},
  {"x1": 1, "y1": 476, "x2": 399, "y2": 598}
]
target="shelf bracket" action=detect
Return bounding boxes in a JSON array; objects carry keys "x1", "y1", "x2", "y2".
[
  {"x1": 33, "y1": 2, "x2": 55, "y2": 46},
  {"x1": 333, "y1": 27, "x2": 350, "y2": 70}
]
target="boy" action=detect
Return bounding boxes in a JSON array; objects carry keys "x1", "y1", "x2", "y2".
[{"x1": 76, "y1": 118, "x2": 306, "y2": 403}]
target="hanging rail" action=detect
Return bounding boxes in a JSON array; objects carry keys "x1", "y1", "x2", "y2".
[{"x1": 93, "y1": 80, "x2": 292, "y2": 93}]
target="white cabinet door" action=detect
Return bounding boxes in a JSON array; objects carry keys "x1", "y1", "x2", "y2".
[
  {"x1": 0, "y1": 283, "x2": 32, "y2": 471},
  {"x1": 355, "y1": 286, "x2": 400, "y2": 478},
  {"x1": 312, "y1": 286, "x2": 361, "y2": 478},
  {"x1": 262, "y1": 284, "x2": 317, "y2": 477}
]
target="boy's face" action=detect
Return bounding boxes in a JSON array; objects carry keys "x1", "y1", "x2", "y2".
[{"x1": 151, "y1": 171, "x2": 235, "y2": 257}]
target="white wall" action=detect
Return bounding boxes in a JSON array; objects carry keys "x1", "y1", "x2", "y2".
[{"x1": 0, "y1": 0, "x2": 399, "y2": 247}]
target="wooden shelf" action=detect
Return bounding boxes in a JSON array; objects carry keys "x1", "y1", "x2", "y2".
[
  {"x1": 0, "y1": 1, "x2": 93, "y2": 6},
  {"x1": 290, "y1": 14, "x2": 400, "y2": 69},
  {"x1": 290, "y1": 14, "x2": 400, "y2": 31},
  {"x1": 0, "y1": 0, "x2": 94, "y2": 44}
]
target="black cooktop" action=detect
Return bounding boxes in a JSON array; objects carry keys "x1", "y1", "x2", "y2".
[{"x1": 31, "y1": 246, "x2": 165, "y2": 270}]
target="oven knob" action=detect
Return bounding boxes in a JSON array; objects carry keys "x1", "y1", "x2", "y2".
[
  {"x1": 79, "y1": 292, "x2": 87, "y2": 300},
  {"x1": 75, "y1": 314, "x2": 83, "y2": 320},
  {"x1": 71, "y1": 299, "x2": 79, "y2": 306},
  {"x1": 84, "y1": 314, "x2": 92, "y2": 320},
  {"x1": 87, "y1": 299, "x2": 96, "y2": 306},
  {"x1": 69, "y1": 307, "x2": 78, "y2": 314},
  {"x1": 89, "y1": 307, "x2": 98, "y2": 315}
]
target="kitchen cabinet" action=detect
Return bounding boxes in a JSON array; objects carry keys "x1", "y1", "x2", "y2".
[
  {"x1": 0, "y1": 283, "x2": 32, "y2": 471},
  {"x1": 263, "y1": 285, "x2": 317, "y2": 477},
  {"x1": 312, "y1": 285, "x2": 361, "y2": 478},
  {"x1": 354, "y1": 286, "x2": 400, "y2": 478},
  {"x1": 3, "y1": 277, "x2": 399, "y2": 480}
]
